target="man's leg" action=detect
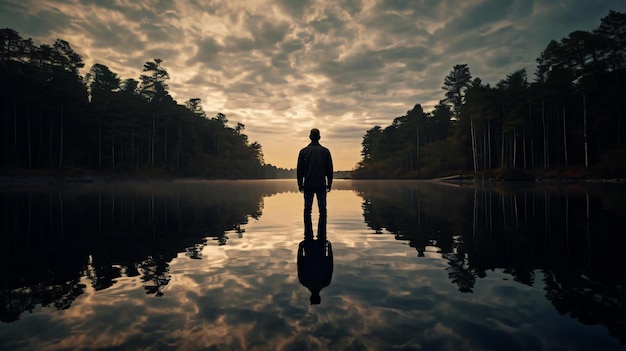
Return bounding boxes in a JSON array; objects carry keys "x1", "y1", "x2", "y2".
[
  {"x1": 316, "y1": 190, "x2": 327, "y2": 241},
  {"x1": 303, "y1": 191, "x2": 314, "y2": 240}
]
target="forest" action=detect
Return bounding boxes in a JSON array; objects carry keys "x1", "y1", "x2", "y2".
[
  {"x1": 0, "y1": 28, "x2": 295, "y2": 179},
  {"x1": 353, "y1": 10, "x2": 626, "y2": 180},
  {"x1": 2, "y1": 11, "x2": 625, "y2": 180}
]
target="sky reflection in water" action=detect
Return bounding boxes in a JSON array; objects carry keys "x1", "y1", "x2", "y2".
[{"x1": 0, "y1": 180, "x2": 625, "y2": 350}]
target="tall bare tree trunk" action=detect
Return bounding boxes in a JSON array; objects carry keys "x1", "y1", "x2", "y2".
[
  {"x1": 523, "y1": 128, "x2": 527, "y2": 169},
  {"x1": 3, "y1": 102, "x2": 7, "y2": 164},
  {"x1": 49, "y1": 120, "x2": 53, "y2": 166},
  {"x1": 529, "y1": 101, "x2": 535, "y2": 169},
  {"x1": 543, "y1": 192, "x2": 550, "y2": 255},
  {"x1": 176, "y1": 127, "x2": 181, "y2": 175},
  {"x1": 473, "y1": 188, "x2": 478, "y2": 238},
  {"x1": 151, "y1": 113, "x2": 156, "y2": 167},
  {"x1": 470, "y1": 117, "x2": 477, "y2": 173},
  {"x1": 58, "y1": 193, "x2": 64, "y2": 241},
  {"x1": 13, "y1": 91, "x2": 17, "y2": 165},
  {"x1": 164, "y1": 125, "x2": 168, "y2": 163},
  {"x1": 27, "y1": 106, "x2": 31, "y2": 168},
  {"x1": 112, "y1": 135, "x2": 115, "y2": 171},
  {"x1": 483, "y1": 126, "x2": 487, "y2": 171},
  {"x1": 563, "y1": 105, "x2": 568, "y2": 167},
  {"x1": 514, "y1": 193, "x2": 519, "y2": 235},
  {"x1": 565, "y1": 194, "x2": 569, "y2": 251},
  {"x1": 583, "y1": 94, "x2": 589, "y2": 168},
  {"x1": 501, "y1": 114, "x2": 505, "y2": 168},
  {"x1": 488, "y1": 120, "x2": 492, "y2": 169},
  {"x1": 131, "y1": 128, "x2": 135, "y2": 170},
  {"x1": 540, "y1": 101, "x2": 545, "y2": 169},
  {"x1": 585, "y1": 192, "x2": 590, "y2": 264},
  {"x1": 416, "y1": 126, "x2": 420, "y2": 175},
  {"x1": 120, "y1": 134, "x2": 124, "y2": 167},
  {"x1": 513, "y1": 123, "x2": 517, "y2": 168},
  {"x1": 58, "y1": 102, "x2": 63, "y2": 169},
  {"x1": 38, "y1": 111, "x2": 43, "y2": 166},
  {"x1": 618, "y1": 102, "x2": 622, "y2": 145},
  {"x1": 98, "y1": 121, "x2": 102, "y2": 168}
]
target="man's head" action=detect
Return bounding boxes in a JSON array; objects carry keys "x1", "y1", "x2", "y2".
[
  {"x1": 310, "y1": 292, "x2": 321, "y2": 305},
  {"x1": 309, "y1": 128, "x2": 320, "y2": 141}
]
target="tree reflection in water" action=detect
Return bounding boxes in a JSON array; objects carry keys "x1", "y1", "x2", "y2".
[
  {"x1": 0, "y1": 180, "x2": 272, "y2": 320},
  {"x1": 137, "y1": 255, "x2": 170, "y2": 297},
  {"x1": 1, "y1": 179, "x2": 625, "y2": 346},
  {"x1": 355, "y1": 180, "x2": 626, "y2": 343},
  {"x1": 185, "y1": 241, "x2": 206, "y2": 260},
  {"x1": 443, "y1": 235, "x2": 481, "y2": 293}
]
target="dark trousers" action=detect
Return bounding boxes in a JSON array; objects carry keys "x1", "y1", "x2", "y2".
[{"x1": 303, "y1": 190, "x2": 327, "y2": 241}]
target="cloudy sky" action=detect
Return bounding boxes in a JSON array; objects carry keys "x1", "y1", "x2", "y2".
[{"x1": 1, "y1": 0, "x2": 625, "y2": 170}]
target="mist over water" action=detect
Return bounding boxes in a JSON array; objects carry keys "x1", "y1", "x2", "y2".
[{"x1": 1, "y1": 180, "x2": 625, "y2": 350}]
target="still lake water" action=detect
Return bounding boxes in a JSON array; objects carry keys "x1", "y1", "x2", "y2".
[{"x1": 1, "y1": 179, "x2": 625, "y2": 350}]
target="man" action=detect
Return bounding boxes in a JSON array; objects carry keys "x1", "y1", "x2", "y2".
[{"x1": 297, "y1": 128, "x2": 333, "y2": 241}]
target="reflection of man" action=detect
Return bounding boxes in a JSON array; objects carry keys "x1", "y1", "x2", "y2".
[
  {"x1": 297, "y1": 128, "x2": 333, "y2": 241},
  {"x1": 297, "y1": 239, "x2": 333, "y2": 305}
]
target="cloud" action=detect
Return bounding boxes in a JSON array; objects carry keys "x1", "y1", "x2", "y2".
[
  {"x1": 1, "y1": 0, "x2": 625, "y2": 170},
  {"x1": 195, "y1": 35, "x2": 223, "y2": 58}
]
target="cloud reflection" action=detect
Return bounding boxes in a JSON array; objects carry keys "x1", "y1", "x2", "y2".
[{"x1": 1, "y1": 180, "x2": 625, "y2": 350}]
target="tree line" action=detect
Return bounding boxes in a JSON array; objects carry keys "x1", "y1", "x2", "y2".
[
  {"x1": 0, "y1": 28, "x2": 297, "y2": 178},
  {"x1": 353, "y1": 10, "x2": 626, "y2": 179}
]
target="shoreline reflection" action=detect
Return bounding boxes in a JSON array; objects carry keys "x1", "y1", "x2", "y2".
[
  {"x1": 355, "y1": 180, "x2": 626, "y2": 344},
  {"x1": 1, "y1": 180, "x2": 625, "y2": 349},
  {"x1": 0, "y1": 181, "x2": 272, "y2": 320}
]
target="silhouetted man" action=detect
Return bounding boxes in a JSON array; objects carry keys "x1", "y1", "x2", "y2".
[{"x1": 297, "y1": 128, "x2": 333, "y2": 241}]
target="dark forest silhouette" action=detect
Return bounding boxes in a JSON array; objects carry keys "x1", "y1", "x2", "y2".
[
  {"x1": 353, "y1": 11, "x2": 626, "y2": 179},
  {"x1": 2, "y1": 11, "x2": 625, "y2": 179},
  {"x1": 0, "y1": 29, "x2": 294, "y2": 178}
]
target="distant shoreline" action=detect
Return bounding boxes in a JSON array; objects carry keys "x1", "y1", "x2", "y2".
[{"x1": 1, "y1": 173, "x2": 624, "y2": 186}]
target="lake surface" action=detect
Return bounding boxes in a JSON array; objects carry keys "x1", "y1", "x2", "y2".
[{"x1": 1, "y1": 179, "x2": 625, "y2": 350}]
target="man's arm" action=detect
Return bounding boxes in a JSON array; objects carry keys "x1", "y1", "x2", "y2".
[
  {"x1": 296, "y1": 150, "x2": 305, "y2": 191},
  {"x1": 326, "y1": 149, "x2": 333, "y2": 191}
]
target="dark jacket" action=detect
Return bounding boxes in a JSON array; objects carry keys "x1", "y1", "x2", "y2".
[
  {"x1": 297, "y1": 141, "x2": 333, "y2": 192},
  {"x1": 297, "y1": 240, "x2": 333, "y2": 294}
]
